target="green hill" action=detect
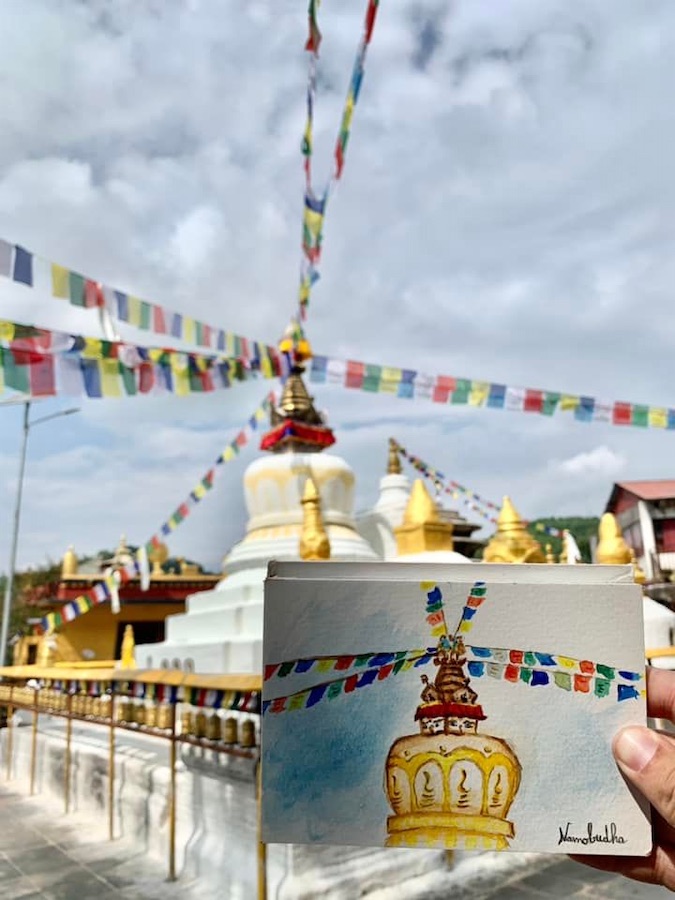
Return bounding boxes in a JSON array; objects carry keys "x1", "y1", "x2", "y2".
[{"x1": 527, "y1": 516, "x2": 600, "y2": 564}]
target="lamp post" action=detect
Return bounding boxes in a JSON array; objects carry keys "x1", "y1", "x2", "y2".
[{"x1": 0, "y1": 401, "x2": 80, "y2": 666}]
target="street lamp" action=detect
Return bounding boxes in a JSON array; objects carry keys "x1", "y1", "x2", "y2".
[{"x1": 0, "y1": 401, "x2": 80, "y2": 666}]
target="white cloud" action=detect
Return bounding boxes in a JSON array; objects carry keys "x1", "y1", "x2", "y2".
[{"x1": 554, "y1": 445, "x2": 626, "y2": 478}]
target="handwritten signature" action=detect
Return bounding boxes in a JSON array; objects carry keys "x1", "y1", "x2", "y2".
[{"x1": 557, "y1": 822, "x2": 627, "y2": 846}]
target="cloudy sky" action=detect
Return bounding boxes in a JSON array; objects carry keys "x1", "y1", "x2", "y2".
[{"x1": 0, "y1": 0, "x2": 674, "y2": 573}]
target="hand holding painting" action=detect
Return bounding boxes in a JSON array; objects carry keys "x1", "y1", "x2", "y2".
[{"x1": 574, "y1": 666, "x2": 675, "y2": 889}]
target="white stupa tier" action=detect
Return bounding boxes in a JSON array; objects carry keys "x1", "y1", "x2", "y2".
[{"x1": 138, "y1": 450, "x2": 379, "y2": 674}]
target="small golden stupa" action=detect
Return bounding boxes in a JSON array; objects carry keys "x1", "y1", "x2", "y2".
[
  {"x1": 299, "y1": 477, "x2": 331, "y2": 561},
  {"x1": 61, "y1": 545, "x2": 78, "y2": 578},
  {"x1": 385, "y1": 635, "x2": 521, "y2": 850},
  {"x1": 120, "y1": 625, "x2": 136, "y2": 670},
  {"x1": 394, "y1": 480, "x2": 455, "y2": 556},
  {"x1": 483, "y1": 497, "x2": 545, "y2": 564},
  {"x1": 148, "y1": 541, "x2": 170, "y2": 578},
  {"x1": 596, "y1": 513, "x2": 645, "y2": 584},
  {"x1": 387, "y1": 438, "x2": 402, "y2": 475}
]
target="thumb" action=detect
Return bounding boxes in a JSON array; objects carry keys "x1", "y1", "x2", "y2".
[{"x1": 614, "y1": 726, "x2": 675, "y2": 825}]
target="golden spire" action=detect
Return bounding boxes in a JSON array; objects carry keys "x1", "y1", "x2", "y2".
[
  {"x1": 148, "y1": 541, "x2": 169, "y2": 578},
  {"x1": 394, "y1": 479, "x2": 453, "y2": 555},
  {"x1": 545, "y1": 543, "x2": 556, "y2": 564},
  {"x1": 387, "y1": 438, "x2": 402, "y2": 475},
  {"x1": 62, "y1": 545, "x2": 78, "y2": 578},
  {"x1": 120, "y1": 625, "x2": 136, "y2": 670},
  {"x1": 299, "y1": 477, "x2": 331, "y2": 561},
  {"x1": 483, "y1": 496, "x2": 545, "y2": 564},
  {"x1": 595, "y1": 513, "x2": 632, "y2": 565}
]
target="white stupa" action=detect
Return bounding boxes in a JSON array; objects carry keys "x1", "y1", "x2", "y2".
[{"x1": 137, "y1": 361, "x2": 378, "y2": 674}]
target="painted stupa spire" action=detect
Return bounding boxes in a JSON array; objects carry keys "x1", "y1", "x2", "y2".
[{"x1": 260, "y1": 321, "x2": 335, "y2": 454}]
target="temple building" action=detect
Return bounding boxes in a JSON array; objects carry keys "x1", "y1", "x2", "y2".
[{"x1": 12, "y1": 537, "x2": 219, "y2": 666}]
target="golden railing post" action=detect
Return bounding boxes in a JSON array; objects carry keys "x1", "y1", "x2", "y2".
[
  {"x1": 29, "y1": 686, "x2": 38, "y2": 795},
  {"x1": 64, "y1": 690, "x2": 73, "y2": 813},
  {"x1": 257, "y1": 759, "x2": 267, "y2": 900},
  {"x1": 168, "y1": 696, "x2": 177, "y2": 882},
  {"x1": 108, "y1": 689, "x2": 116, "y2": 841},
  {"x1": 6, "y1": 685, "x2": 14, "y2": 781}
]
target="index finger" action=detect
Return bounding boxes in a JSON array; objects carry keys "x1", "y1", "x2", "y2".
[{"x1": 646, "y1": 667, "x2": 675, "y2": 722}]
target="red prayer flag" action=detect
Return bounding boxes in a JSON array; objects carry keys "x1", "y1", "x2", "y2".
[
  {"x1": 509, "y1": 649, "x2": 524, "y2": 665},
  {"x1": 364, "y1": 0, "x2": 379, "y2": 43},
  {"x1": 432, "y1": 376, "x2": 455, "y2": 404},
  {"x1": 138, "y1": 362, "x2": 154, "y2": 394},
  {"x1": 613, "y1": 402, "x2": 632, "y2": 425},
  {"x1": 264, "y1": 664, "x2": 280, "y2": 681},
  {"x1": 524, "y1": 390, "x2": 543, "y2": 413},
  {"x1": 344, "y1": 674, "x2": 359, "y2": 693},
  {"x1": 84, "y1": 280, "x2": 104, "y2": 308},
  {"x1": 334, "y1": 655, "x2": 355, "y2": 671},
  {"x1": 346, "y1": 360, "x2": 365, "y2": 389},
  {"x1": 377, "y1": 664, "x2": 393, "y2": 680},
  {"x1": 574, "y1": 674, "x2": 591, "y2": 693},
  {"x1": 29, "y1": 354, "x2": 56, "y2": 396},
  {"x1": 152, "y1": 305, "x2": 167, "y2": 334},
  {"x1": 504, "y1": 664, "x2": 519, "y2": 683}
]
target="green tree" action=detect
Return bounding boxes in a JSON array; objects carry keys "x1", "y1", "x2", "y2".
[{"x1": 527, "y1": 516, "x2": 600, "y2": 564}]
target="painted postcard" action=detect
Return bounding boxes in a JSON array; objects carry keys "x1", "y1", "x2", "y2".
[{"x1": 262, "y1": 562, "x2": 652, "y2": 855}]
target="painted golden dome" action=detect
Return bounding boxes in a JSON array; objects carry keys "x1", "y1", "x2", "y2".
[
  {"x1": 384, "y1": 639, "x2": 521, "y2": 850},
  {"x1": 483, "y1": 497, "x2": 545, "y2": 564}
]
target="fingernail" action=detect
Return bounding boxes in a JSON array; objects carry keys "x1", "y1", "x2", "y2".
[{"x1": 613, "y1": 727, "x2": 659, "y2": 772}]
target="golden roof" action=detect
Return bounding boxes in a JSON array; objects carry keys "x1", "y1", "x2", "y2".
[
  {"x1": 483, "y1": 496, "x2": 545, "y2": 564},
  {"x1": 299, "y1": 477, "x2": 331, "y2": 561},
  {"x1": 387, "y1": 438, "x2": 402, "y2": 475},
  {"x1": 395, "y1": 480, "x2": 454, "y2": 556}
]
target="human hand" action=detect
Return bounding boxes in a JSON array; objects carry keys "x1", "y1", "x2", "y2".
[{"x1": 573, "y1": 666, "x2": 675, "y2": 889}]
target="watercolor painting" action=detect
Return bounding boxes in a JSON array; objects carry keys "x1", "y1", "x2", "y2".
[{"x1": 262, "y1": 565, "x2": 652, "y2": 855}]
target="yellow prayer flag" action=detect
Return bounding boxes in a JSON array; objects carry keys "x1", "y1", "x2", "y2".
[
  {"x1": 148, "y1": 348, "x2": 164, "y2": 363},
  {"x1": 183, "y1": 317, "x2": 196, "y2": 345},
  {"x1": 469, "y1": 381, "x2": 489, "y2": 406},
  {"x1": 288, "y1": 691, "x2": 309, "y2": 711},
  {"x1": 51, "y1": 264, "x2": 70, "y2": 299},
  {"x1": 127, "y1": 295, "x2": 142, "y2": 327},
  {"x1": 560, "y1": 395, "x2": 579, "y2": 411},
  {"x1": 420, "y1": 581, "x2": 436, "y2": 591},
  {"x1": 380, "y1": 367, "x2": 402, "y2": 395},
  {"x1": 458, "y1": 621, "x2": 472, "y2": 634},
  {"x1": 316, "y1": 658, "x2": 335, "y2": 673},
  {"x1": 222, "y1": 446, "x2": 236, "y2": 462},
  {"x1": 558, "y1": 656, "x2": 576, "y2": 669},
  {"x1": 81, "y1": 338, "x2": 102, "y2": 359},
  {"x1": 100, "y1": 359, "x2": 122, "y2": 397},
  {"x1": 399, "y1": 659, "x2": 416, "y2": 672},
  {"x1": 0, "y1": 321, "x2": 15, "y2": 342},
  {"x1": 431, "y1": 623, "x2": 447, "y2": 637},
  {"x1": 260, "y1": 355, "x2": 274, "y2": 379},
  {"x1": 649, "y1": 407, "x2": 667, "y2": 428}
]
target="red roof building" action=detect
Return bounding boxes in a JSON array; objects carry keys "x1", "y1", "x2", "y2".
[{"x1": 605, "y1": 481, "x2": 675, "y2": 582}]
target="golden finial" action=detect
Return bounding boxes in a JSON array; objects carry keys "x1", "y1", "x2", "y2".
[
  {"x1": 299, "y1": 477, "x2": 331, "y2": 561},
  {"x1": 483, "y1": 496, "x2": 545, "y2": 564},
  {"x1": 596, "y1": 513, "x2": 632, "y2": 565},
  {"x1": 545, "y1": 543, "x2": 556, "y2": 564},
  {"x1": 387, "y1": 438, "x2": 402, "y2": 475},
  {"x1": 120, "y1": 625, "x2": 136, "y2": 670},
  {"x1": 61, "y1": 545, "x2": 78, "y2": 578},
  {"x1": 148, "y1": 541, "x2": 169, "y2": 577},
  {"x1": 394, "y1": 480, "x2": 454, "y2": 556}
]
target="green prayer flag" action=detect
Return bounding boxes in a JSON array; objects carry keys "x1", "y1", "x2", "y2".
[
  {"x1": 119, "y1": 364, "x2": 137, "y2": 396},
  {"x1": 354, "y1": 654, "x2": 371, "y2": 668},
  {"x1": 140, "y1": 301, "x2": 152, "y2": 330},
  {"x1": 542, "y1": 392, "x2": 560, "y2": 415},
  {"x1": 3, "y1": 349, "x2": 30, "y2": 393},
  {"x1": 327, "y1": 681, "x2": 343, "y2": 700},
  {"x1": 69, "y1": 272, "x2": 85, "y2": 307},
  {"x1": 363, "y1": 364, "x2": 381, "y2": 392},
  {"x1": 594, "y1": 678, "x2": 611, "y2": 698},
  {"x1": 632, "y1": 405, "x2": 648, "y2": 427},
  {"x1": 596, "y1": 664, "x2": 615, "y2": 680},
  {"x1": 524, "y1": 651, "x2": 537, "y2": 667},
  {"x1": 519, "y1": 667, "x2": 532, "y2": 684},
  {"x1": 451, "y1": 379, "x2": 470, "y2": 404},
  {"x1": 277, "y1": 661, "x2": 294, "y2": 677},
  {"x1": 554, "y1": 671, "x2": 572, "y2": 691}
]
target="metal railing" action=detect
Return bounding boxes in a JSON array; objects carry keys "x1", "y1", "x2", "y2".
[{"x1": 0, "y1": 666, "x2": 266, "y2": 899}]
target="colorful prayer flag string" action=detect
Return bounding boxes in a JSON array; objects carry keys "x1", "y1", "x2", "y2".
[
  {"x1": 466, "y1": 645, "x2": 643, "y2": 683},
  {"x1": 455, "y1": 582, "x2": 487, "y2": 636},
  {"x1": 297, "y1": 0, "x2": 381, "y2": 317},
  {"x1": 0, "y1": 238, "x2": 268, "y2": 353},
  {"x1": 264, "y1": 647, "x2": 435, "y2": 682}
]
